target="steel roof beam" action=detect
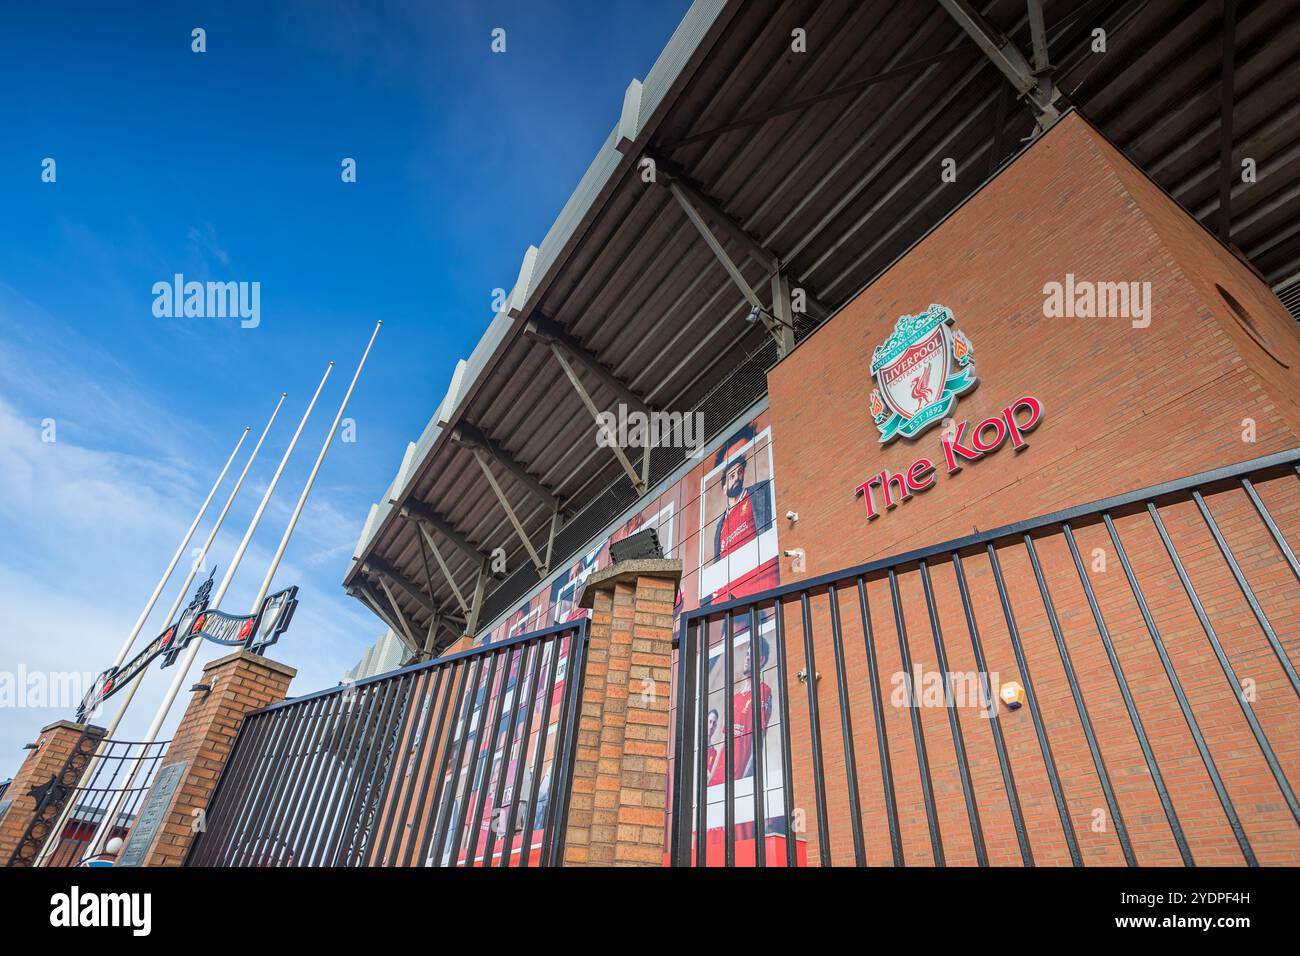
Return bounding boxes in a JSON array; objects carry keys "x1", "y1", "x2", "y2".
[
  {"x1": 451, "y1": 422, "x2": 562, "y2": 514},
  {"x1": 375, "y1": 573, "x2": 420, "y2": 649},
  {"x1": 468, "y1": 445, "x2": 549, "y2": 576},
  {"x1": 523, "y1": 315, "x2": 652, "y2": 414},
  {"x1": 937, "y1": 0, "x2": 1061, "y2": 127},
  {"x1": 1217, "y1": 0, "x2": 1237, "y2": 242},
  {"x1": 545, "y1": 340, "x2": 649, "y2": 498},
  {"x1": 363, "y1": 556, "x2": 439, "y2": 615},
  {"x1": 348, "y1": 579, "x2": 418, "y2": 654},
  {"x1": 415, "y1": 522, "x2": 471, "y2": 617},
  {"x1": 399, "y1": 499, "x2": 504, "y2": 579}
]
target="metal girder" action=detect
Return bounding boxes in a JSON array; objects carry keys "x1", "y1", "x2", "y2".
[
  {"x1": 400, "y1": 499, "x2": 505, "y2": 579},
  {"x1": 451, "y1": 421, "x2": 562, "y2": 513},
  {"x1": 937, "y1": 0, "x2": 1061, "y2": 126},
  {"x1": 654, "y1": 159, "x2": 778, "y2": 272},
  {"x1": 466, "y1": 559, "x2": 489, "y2": 638},
  {"x1": 375, "y1": 573, "x2": 419, "y2": 648},
  {"x1": 1027, "y1": 0, "x2": 1051, "y2": 74},
  {"x1": 546, "y1": 341, "x2": 648, "y2": 496},
  {"x1": 1217, "y1": 0, "x2": 1237, "y2": 243},
  {"x1": 348, "y1": 580, "x2": 414, "y2": 650},
  {"x1": 663, "y1": 47, "x2": 981, "y2": 149},
  {"x1": 363, "y1": 556, "x2": 439, "y2": 615},
  {"x1": 523, "y1": 315, "x2": 652, "y2": 414},
  {"x1": 769, "y1": 270, "x2": 798, "y2": 358},
  {"x1": 468, "y1": 445, "x2": 548, "y2": 576},
  {"x1": 416, "y1": 522, "x2": 470, "y2": 617}
]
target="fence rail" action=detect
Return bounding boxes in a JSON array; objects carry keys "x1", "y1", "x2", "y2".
[
  {"x1": 188, "y1": 619, "x2": 588, "y2": 867},
  {"x1": 670, "y1": 448, "x2": 1300, "y2": 866}
]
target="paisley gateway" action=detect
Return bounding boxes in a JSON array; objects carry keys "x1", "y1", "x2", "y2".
[{"x1": 854, "y1": 395, "x2": 1044, "y2": 521}]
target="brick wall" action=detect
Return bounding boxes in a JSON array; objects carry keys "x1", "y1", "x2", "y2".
[
  {"x1": 0, "y1": 721, "x2": 104, "y2": 865},
  {"x1": 761, "y1": 112, "x2": 1300, "y2": 865}
]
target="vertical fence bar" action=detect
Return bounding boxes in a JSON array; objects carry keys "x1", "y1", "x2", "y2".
[
  {"x1": 420, "y1": 657, "x2": 477, "y2": 867},
  {"x1": 519, "y1": 637, "x2": 561, "y2": 868},
  {"x1": 373, "y1": 668, "x2": 436, "y2": 864},
  {"x1": 670, "y1": 621, "x2": 697, "y2": 867},
  {"x1": 1241, "y1": 478, "x2": 1300, "y2": 582},
  {"x1": 281, "y1": 692, "x2": 344, "y2": 865},
  {"x1": 919, "y1": 560, "x2": 986, "y2": 866},
  {"x1": 826, "y1": 585, "x2": 864, "y2": 866},
  {"x1": 468, "y1": 648, "x2": 514, "y2": 866},
  {"x1": 695, "y1": 617, "x2": 709, "y2": 867},
  {"x1": 1061, "y1": 523, "x2": 1192, "y2": 865},
  {"x1": 1147, "y1": 505, "x2": 1300, "y2": 824},
  {"x1": 547, "y1": 625, "x2": 590, "y2": 866},
  {"x1": 723, "y1": 612, "x2": 735, "y2": 867},
  {"x1": 986, "y1": 543, "x2": 1082, "y2": 866},
  {"x1": 749, "y1": 606, "x2": 767, "y2": 867},
  {"x1": 772, "y1": 600, "x2": 797, "y2": 868},
  {"x1": 1192, "y1": 491, "x2": 1300, "y2": 700},
  {"x1": 856, "y1": 576, "x2": 903, "y2": 866},
  {"x1": 1023, "y1": 534, "x2": 1135, "y2": 866},
  {"x1": 888, "y1": 568, "x2": 943, "y2": 866},
  {"x1": 799, "y1": 591, "x2": 831, "y2": 865},
  {"x1": 1106, "y1": 512, "x2": 1256, "y2": 865},
  {"x1": 402, "y1": 659, "x2": 460, "y2": 868},
  {"x1": 950, "y1": 553, "x2": 1032, "y2": 867},
  {"x1": 435, "y1": 653, "x2": 489, "y2": 866},
  {"x1": 500, "y1": 641, "x2": 543, "y2": 867},
  {"x1": 303, "y1": 683, "x2": 378, "y2": 867}
]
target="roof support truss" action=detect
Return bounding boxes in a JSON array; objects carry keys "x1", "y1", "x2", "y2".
[
  {"x1": 451, "y1": 421, "x2": 562, "y2": 514},
  {"x1": 524, "y1": 315, "x2": 652, "y2": 414},
  {"x1": 375, "y1": 573, "x2": 419, "y2": 649},
  {"x1": 1217, "y1": 0, "x2": 1237, "y2": 242},
  {"x1": 937, "y1": 0, "x2": 1061, "y2": 127},
  {"x1": 400, "y1": 499, "x2": 504, "y2": 580},
  {"x1": 469, "y1": 445, "x2": 548, "y2": 576},
  {"x1": 416, "y1": 522, "x2": 471, "y2": 617},
  {"x1": 363, "y1": 556, "x2": 439, "y2": 616},
  {"x1": 546, "y1": 340, "x2": 648, "y2": 496},
  {"x1": 348, "y1": 579, "x2": 405, "y2": 641}
]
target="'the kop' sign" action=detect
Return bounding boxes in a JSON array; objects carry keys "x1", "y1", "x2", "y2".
[{"x1": 854, "y1": 395, "x2": 1044, "y2": 520}]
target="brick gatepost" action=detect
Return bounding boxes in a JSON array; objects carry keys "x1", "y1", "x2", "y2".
[
  {"x1": 563, "y1": 558, "x2": 681, "y2": 866},
  {"x1": 0, "y1": 720, "x2": 107, "y2": 865},
  {"x1": 119, "y1": 650, "x2": 295, "y2": 867}
]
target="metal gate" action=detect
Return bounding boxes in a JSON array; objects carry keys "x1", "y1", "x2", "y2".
[
  {"x1": 670, "y1": 448, "x2": 1300, "y2": 866},
  {"x1": 6, "y1": 733, "x2": 168, "y2": 867},
  {"x1": 188, "y1": 619, "x2": 587, "y2": 866}
]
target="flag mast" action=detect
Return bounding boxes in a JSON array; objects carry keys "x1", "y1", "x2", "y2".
[
  {"x1": 37, "y1": 393, "x2": 287, "y2": 865},
  {"x1": 83, "y1": 363, "x2": 334, "y2": 859},
  {"x1": 247, "y1": 320, "x2": 381, "y2": 614},
  {"x1": 106, "y1": 426, "x2": 250, "y2": 670}
]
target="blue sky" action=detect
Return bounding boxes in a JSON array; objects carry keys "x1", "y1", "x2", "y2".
[{"x1": 0, "y1": 0, "x2": 691, "y2": 772}]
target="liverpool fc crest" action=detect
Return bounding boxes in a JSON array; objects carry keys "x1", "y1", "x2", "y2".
[{"x1": 869, "y1": 304, "x2": 976, "y2": 443}]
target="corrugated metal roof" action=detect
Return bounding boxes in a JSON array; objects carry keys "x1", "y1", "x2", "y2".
[{"x1": 346, "y1": 0, "x2": 1300, "y2": 653}]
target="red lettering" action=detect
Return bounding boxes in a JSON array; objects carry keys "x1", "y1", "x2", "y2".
[
  {"x1": 907, "y1": 458, "x2": 936, "y2": 492},
  {"x1": 1003, "y1": 395, "x2": 1044, "y2": 449},
  {"x1": 973, "y1": 416, "x2": 1008, "y2": 453},
  {"x1": 942, "y1": 419, "x2": 982, "y2": 473},
  {"x1": 854, "y1": 477, "x2": 881, "y2": 520}
]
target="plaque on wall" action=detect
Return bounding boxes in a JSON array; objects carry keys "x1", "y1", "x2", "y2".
[{"x1": 117, "y1": 761, "x2": 187, "y2": 867}]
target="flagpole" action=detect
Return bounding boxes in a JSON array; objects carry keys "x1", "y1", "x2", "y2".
[
  {"x1": 38, "y1": 394, "x2": 288, "y2": 866},
  {"x1": 107, "y1": 426, "x2": 250, "y2": 669},
  {"x1": 248, "y1": 321, "x2": 381, "y2": 614},
  {"x1": 83, "y1": 364, "x2": 334, "y2": 859}
]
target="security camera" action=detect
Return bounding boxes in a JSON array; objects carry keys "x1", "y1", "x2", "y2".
[{"x1": 785, "y1": 510, "x2": 798, "y2": 522}]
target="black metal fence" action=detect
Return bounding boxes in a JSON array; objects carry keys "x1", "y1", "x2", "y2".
[
  {"x1": 670, "y1": 448, "x2": 1300, "y2": 866},
  {"x1": 188, "y1": 619, "x2": 588, "y2": 867}
]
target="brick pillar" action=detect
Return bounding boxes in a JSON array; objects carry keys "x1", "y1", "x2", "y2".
[
  {"x1": 120, "y1": 650, "x2": 295, "y2": 867},
  {"x1": 563, "y1": 558, "x2": 681, "y2": 866},
  {"x1": 0, "y1": 720, "x2": 106, "y2": 865}
]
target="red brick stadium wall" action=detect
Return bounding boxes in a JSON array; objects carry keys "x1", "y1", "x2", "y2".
[{"x1": 762, "y1": 111, "x2": 1300, "y2": 865}]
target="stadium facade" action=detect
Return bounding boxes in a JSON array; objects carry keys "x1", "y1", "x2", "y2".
[{"x1": 328, "y1": 0, "x2": 1300, "y2": 867}]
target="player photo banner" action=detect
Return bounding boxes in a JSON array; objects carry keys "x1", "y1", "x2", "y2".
[{"x1": 869, "y1": 304, "x2": 976, "y2": 443}]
